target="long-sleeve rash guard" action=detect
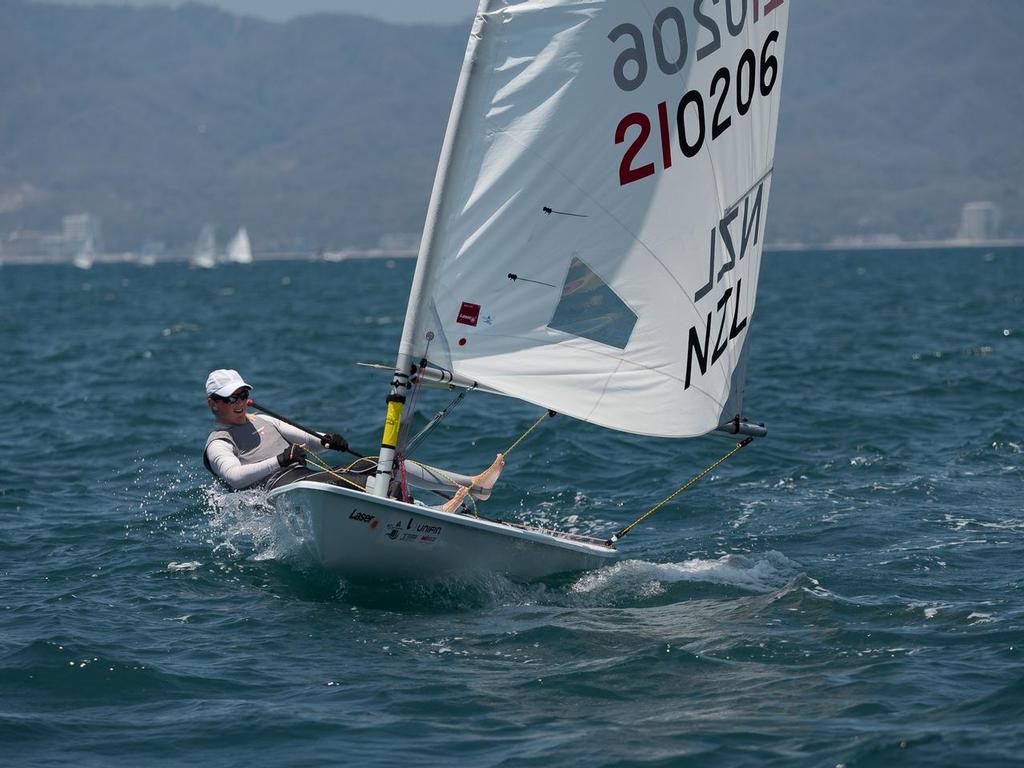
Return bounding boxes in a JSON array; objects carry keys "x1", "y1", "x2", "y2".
[
  {"x1": 205, "y1": 415, "x2": 324, "y2": 490},
  {"x1": 205, "y1": 415, "x2": 478, "y2": 493}
]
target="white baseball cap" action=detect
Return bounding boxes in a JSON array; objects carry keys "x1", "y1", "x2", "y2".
[{"x1": 206, "y1": 369, "x2": 251, "y2": 398}]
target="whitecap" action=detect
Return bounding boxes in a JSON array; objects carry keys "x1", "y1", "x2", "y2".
[
  {"x1": 909, "y1": 601, "x2": 951, "y2": 619},
  {"x1": 167, "y1": 561, "x2": 201, "y2": 571},
  {"x1": 201, "y1": 484, "x2": 311, "y2": 566},
  {"x1": 570, "y1": 551, "x2": 800, "y2": 597}
]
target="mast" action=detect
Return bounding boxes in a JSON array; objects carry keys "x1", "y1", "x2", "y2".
[{"x1": 370, "y1": 0, "x2": 492, "y2": 497}]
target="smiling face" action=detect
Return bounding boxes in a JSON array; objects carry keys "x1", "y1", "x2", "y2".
[{"x1": 208, "y1": 388, "x2": 251, "y2": 426}]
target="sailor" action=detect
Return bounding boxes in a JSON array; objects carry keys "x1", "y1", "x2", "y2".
[
  {"x1": 202, "y1": 369, "x2": 504, "y2": 510},
  {"x1": 202, "y1": 369, "x2": 345, "y2": 491}
]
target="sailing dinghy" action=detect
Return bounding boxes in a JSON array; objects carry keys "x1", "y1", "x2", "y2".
[
  {"x1": 72, "y1": 234, "x2": 95, "y2": 270},
  {"x1": 191, "y1": 225, "x2": 217, "y2": 269},
  {"x1": 269, "y1": 0, "x2": 790, "y2": 581},
  {"x1": 226, "y1": 227, "x2": 253, "y2": 264}
]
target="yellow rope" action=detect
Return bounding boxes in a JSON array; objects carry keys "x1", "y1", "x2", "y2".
[
  {"x1": 304, "y1": 451, "x2": 377, "y2": 493},
  {"x1": 304, "y1": 451, "x2": 469, "y2": 514},
  {"x1": 503, "y1": 410, "x2": 554, "y2": 457},
  {"x1": 403, "y1": 459, "x2": 480, "y2": 516},
  {"x1": 404, "y1": 410, "x2": 555, "y2": 515},
  {"x1": 612, "y1": 437, "x2": 754, "y2": 542}
]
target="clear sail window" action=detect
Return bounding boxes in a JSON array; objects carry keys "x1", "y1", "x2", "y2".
[{"x1": 548, "y1": 256, "x2": 637, "y2": 349}]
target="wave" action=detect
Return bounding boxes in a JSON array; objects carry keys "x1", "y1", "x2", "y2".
[
  {"x1": 200, "y1": 484, "x2": 310, "y2": 566},
  {"x1": 193, "y1": 481, "x2": 810, "y2": 611},
  {"x1": 0, "y1": 639, "x2": 248, "y2": 703},
  {"x1": 569, "y1": 551, "x2": 802, "y2": 600}
]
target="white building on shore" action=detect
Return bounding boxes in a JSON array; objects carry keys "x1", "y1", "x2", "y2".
[{"x1": 957, "y1": 201, "x2": 1001, "y2": 242}]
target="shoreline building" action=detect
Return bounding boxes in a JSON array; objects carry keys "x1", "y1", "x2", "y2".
[
  {"x1": 62, "y1": 214, "x2": 102, "y2": 259},
  {"x1": 957, "y1": 202, "x2": 1002, "y2": 242}
]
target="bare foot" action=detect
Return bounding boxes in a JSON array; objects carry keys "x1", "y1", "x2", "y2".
[
  {"x1": 441, "y1": 486, "x2": 469, "y2": 514},
  {"x1": 470, "y1": 453, "x2": 504, "y2": 500}
]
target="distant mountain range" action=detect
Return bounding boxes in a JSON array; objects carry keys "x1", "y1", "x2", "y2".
[{"x1": 1, "y1": 0, "x2": 1021, "y2": 254}]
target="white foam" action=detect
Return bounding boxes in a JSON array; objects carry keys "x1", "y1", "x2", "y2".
[
  {"x1": 201, "y1": 485, "x2": 310, "y2": 566},
  {"x1": 909, "y1": 601, "x2": 951, "y2": 619},
  {"x1": 518, "y1": 493, "x2": 617, "y2": 537},
  {"x1": 570, "y1": 551, "x2": 800, "y2": 597},
  {"x1": 166, "y1": 561, "x2": 201, "y2": 572}
]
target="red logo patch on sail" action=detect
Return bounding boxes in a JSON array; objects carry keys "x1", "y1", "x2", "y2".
[{"x1": 457, "y1": 302, "x2": 481, "y2": 326}]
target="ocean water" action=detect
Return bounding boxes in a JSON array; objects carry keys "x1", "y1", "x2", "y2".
[{"x1": 1, "y1": 248, "x2": 1022, "y2": 767}]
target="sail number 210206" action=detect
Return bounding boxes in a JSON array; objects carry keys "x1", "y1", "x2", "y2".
[{"x1": 609, "y1": 0, "x2": 784, "y2": 186}]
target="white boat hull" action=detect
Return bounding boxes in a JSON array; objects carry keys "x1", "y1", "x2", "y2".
[{"x1": 267, "y1": 481, "x2": 618, "y2": 581}]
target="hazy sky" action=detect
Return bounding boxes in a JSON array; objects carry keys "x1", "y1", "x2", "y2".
[{"x1": 34, "y1": 0, "x2": 479, "y2": 24}]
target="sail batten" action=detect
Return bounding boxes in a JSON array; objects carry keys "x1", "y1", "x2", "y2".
[{"x1": 394, "y1": 0, "x2": 789, "y2": 439}]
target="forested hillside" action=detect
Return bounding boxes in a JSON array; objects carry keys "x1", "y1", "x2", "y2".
[{"x1": 1, "y1": 0, "x2": 1021, "y2": 253}]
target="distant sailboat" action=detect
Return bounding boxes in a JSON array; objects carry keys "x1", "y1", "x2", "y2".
[
  {"x1": 226, "y1": 227, "x2": 253, "y2": 264},
  {"x1": 72, "y1": 235, "x2": 95, "y2": 270},
  {"x1": 190, "y1": 225, "x2": 217, "y2": 269},
  {"x1": 137, "y1": 239, "x2": 162, "y2": 267}
]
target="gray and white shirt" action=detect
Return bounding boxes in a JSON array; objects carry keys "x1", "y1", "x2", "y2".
[
  {"x1": 204, "y1": 414, "x2": 324, "y2": 490},
  {"x1": 203, "y1": 414, "x2": 479, "y2": 493}
]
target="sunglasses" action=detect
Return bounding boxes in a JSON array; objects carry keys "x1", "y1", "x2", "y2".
[{"x1": 211, "y1": 389, "x2": 251, "y2": 404}]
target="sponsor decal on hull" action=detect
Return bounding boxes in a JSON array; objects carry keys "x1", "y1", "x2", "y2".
[
  {"x1": 384, "y1": 517, "x2": 443, "y2": 545},
  {"x1": 349, "y1": 509, "x2": 376, "y2": 524}
]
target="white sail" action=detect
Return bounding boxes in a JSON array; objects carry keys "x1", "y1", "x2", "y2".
[
  {"x1": 191, "y1": 224, "x2": 217, "y2": 269},
  {"x1": 226, "y1": 227, "x2": 253, "y2": 264},
  {"x1": 137, "y1": 239, "x2": 161, "y2": 267},
  {"x1": 72, "y1": 234, "x2": 95, "y2": 270},
  {"x1": 399, "y1": 0, "x2": 789, "y2": 438}
]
